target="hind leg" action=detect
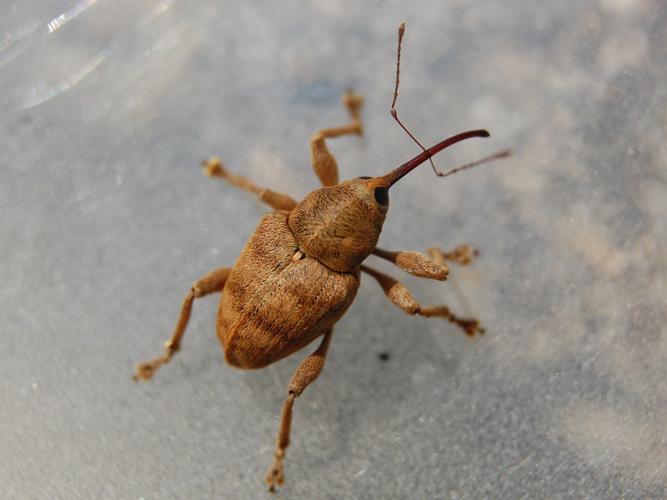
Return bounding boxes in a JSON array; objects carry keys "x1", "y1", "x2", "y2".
[
  {"x1": 266, "y1": 329, "x2": 333, "y2": 492},
  {"x1": 310, "y1": 90, "x2": 364, "y2": 187},
  {"x1": 133, "y1": 267, "x2": 231, "y2": 381}
]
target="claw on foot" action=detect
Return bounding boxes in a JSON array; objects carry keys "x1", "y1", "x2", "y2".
[
  {"x1": 342, "y1": 89, "x2": 364, "y2": 114},
  {"x1": 447, "y1": 244, "x2": 479, "y2": 266},
  {"x1": 427, "y1": 244, "x2": 479, "y2": 266},
  {"x1": 417, "y1": 306, "x2": 485, "y2": 337},
  {"x1": 266, "y1": 450, "x2": 285, "y2": 493},
  {"x1": 341, "y1": 90, "x2": 364, "y2": 135},
  {"x1": 132, "y1": 361, "x2": 160, "y2": 381},
  {"x1": 132, "y1": 341, "x2": 177, "y2": 381},
  {"x1": 202, "y1": 156, "x2": 227, "y2": 177},
  {"x1": 457, "y1": 318, "x2": 485, "y2": 337}
]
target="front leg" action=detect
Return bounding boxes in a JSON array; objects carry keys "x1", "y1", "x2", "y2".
[
  {"x1": 372, "y1": 247, "x2": 449, "y2": 280},
  {"x1": 310, "y1": 90, "x2": 364, "y2": 187},
  {"x1": 427, "y1": 244, "x2": 479, "y2": 266},
  {"x1": 371, "y1": 243, "x2": 479, "y2": 279}
]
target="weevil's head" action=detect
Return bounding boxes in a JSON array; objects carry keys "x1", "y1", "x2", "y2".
[
  {"x1": 288, "y1": 129, "x2": 502, "y2": 273},
  {"x1": 288, "y1": 177, "x2": 390, "y2": 272}
]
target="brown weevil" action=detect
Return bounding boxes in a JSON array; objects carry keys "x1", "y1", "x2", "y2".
[{"x1": 133, "y1": 23, "x2": 509, "y2": 492}]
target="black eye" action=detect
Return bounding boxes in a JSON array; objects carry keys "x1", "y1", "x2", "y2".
[
  {"x1": 358, "y1": 176, "x2": 372, "y2": 180},
  {"x1": 373, "y1": 187, "x2": 389, "y2": 205}
]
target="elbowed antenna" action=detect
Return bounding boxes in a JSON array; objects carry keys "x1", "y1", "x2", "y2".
[
  {"x1": 390, "y1": 21, "x2": 440, "y2": 176},
  {"x1": 384, "y1": 22, "x2": 510, "y2": 189},
  {"x1": 381, "y1": 129, "x2": 509, "y2": 188}
]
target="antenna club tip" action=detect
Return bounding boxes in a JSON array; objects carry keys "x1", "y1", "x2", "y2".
[
  {"x1": 399, "y1": 22, "x2": 406, "y2": 33},
  {"x1": 480, "y1": 130, "x2": 491, "y2": 138}
]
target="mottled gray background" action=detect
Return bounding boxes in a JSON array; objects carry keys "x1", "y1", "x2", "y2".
[{"x1": 2, "y1": 1, "x2": 666, "y2": 499}]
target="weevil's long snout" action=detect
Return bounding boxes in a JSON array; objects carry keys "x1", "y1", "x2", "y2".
[{"x1": 378, "y1": 129, "x2": 500, "y2": 188}]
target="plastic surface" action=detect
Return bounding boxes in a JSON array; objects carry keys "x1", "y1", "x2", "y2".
[{"x1": 2, "y1": 1, "x2": 665, "y2": 498}]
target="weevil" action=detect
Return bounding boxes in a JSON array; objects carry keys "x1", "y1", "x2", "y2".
[{"x1": 133, "y1": 23, "x2": 509, "y2": 492}]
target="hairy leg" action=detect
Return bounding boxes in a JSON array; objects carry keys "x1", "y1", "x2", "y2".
[
  {"x1": 266, "y1": 329, "x2": 333, "y2": 492},
  {"x1": 203, "y1": 157, "x2": 297, "y2": 210},
  {"x1": 360, "y1": 265, "x2": 484, "y2": 336},
  {"x1": 133, "y1": 267, "x2": 231, "y2": 381},
  {"x1": 310, "y1": 90, "x2": 364, "y2": 187}
]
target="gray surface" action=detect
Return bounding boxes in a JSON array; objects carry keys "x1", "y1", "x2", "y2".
[{"x1": 2, "y1": 1, "x2": 666, "y2": 499}]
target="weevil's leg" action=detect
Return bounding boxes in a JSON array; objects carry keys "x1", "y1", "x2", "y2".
[
  {"x1": 427, "y1": 244, "x2": 479, "y2": 266},
  {"x1": 360, "y1": 265, "x2": 484, "y2": 336},
  {"x1": 310, "y1": 90, "x2": 364, "y2": 187},
  {"x1": 373, "y1": 247, "x2": 449, "y2": 280},
  {"x1": 203, "y1": 157, "x2": 297, "y2": 210},
  {"x1": 266, "y1": 329, "x2": 333, "y2": 492},
  {"x1": 133, "y1": 267, "x2": 231, "y2": 381}
]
